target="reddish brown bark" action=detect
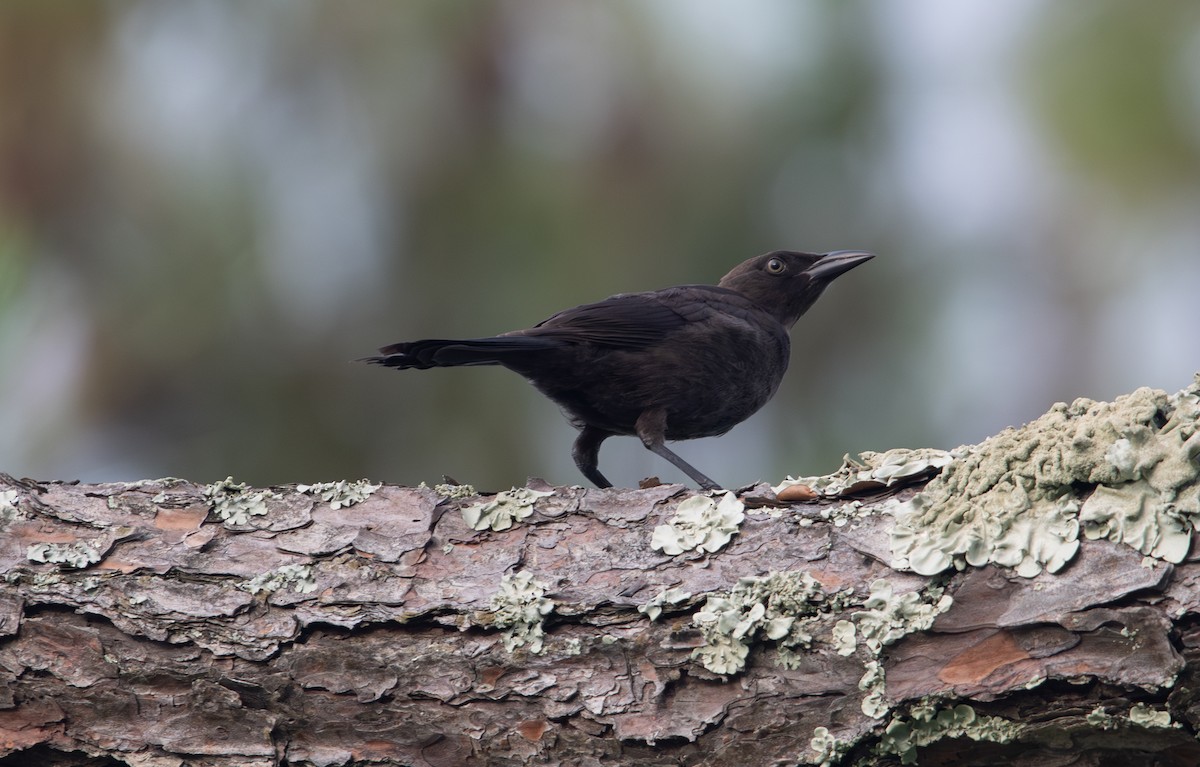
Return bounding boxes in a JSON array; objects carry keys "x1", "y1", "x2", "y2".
[{"x1": 1, "y1": 474, "x2": 1199, "y2": 767}]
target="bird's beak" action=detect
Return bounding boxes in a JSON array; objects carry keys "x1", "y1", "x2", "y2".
[{"x1": 806, "y1": 250, "x2": 875, "y2": 281}]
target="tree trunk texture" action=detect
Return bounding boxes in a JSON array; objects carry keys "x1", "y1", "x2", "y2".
[{"x1": 1, "y1": 380, "x2": 1199, "y2": 767}]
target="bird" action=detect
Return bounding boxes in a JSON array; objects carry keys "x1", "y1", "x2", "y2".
[{"x1": 362, "y1": 250, "x2": 874, "y2": 490}]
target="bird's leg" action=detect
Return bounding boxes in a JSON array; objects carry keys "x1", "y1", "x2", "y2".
[
  {"x1": 573, "y1": 425, "x2": 614, "y2": 489},
  {"x1": 635, "y1": 409, "x2": 722, "y2": 491}
]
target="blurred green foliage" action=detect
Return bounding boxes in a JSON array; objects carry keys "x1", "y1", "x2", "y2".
[
  {"x1": 2, "y1": 2, "x2": 1199, "y2": 489},
  {"x1": 1027, "y1": 0, "x2": 1200, "y2": 197}
]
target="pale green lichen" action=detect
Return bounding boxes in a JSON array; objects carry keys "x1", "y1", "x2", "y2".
[
  {"x1": 1079, "y1": 382, "x2": 1200, "y2": 559},
  {"x1": 859, "y1": 659, "x2": 889, "y2": 719},
  {"x1": 296, "y1": 479, "x2": 380, "y2": 509},
  {"x1": 1086, "y1": 705, "x2": 1118, "y2": 730},
  {"x1": 637, "y1": 586, "x2": 692, "y2": 621},
  {"x1": 651, "y1": 491, "x2": 745, "y2": 555},
  {"x1": 691, "y1": 571, "x2": 840, "y2": 675},
  {"x1": 832, "y1": 619, "x2": 857, "y2": 656},
  {"x1": 814, "y1": 580, "x2": 953, "y2": 721},
  {"x1": 462, "y1": 486, "x2": 552, "y2": 532},
  {"x1": 891, "y1": 376, "x2": 1200, "y2": 577},
  {"x1": 809, "y1": 726, "x2": 849, "y2": 767},
  {"x1": 0, "y1": 489, "x2": 20, "y2": 523},
  {"x1": 800, "y1": 500, "x2": 874, "y2": 529},
  {"x1": 27, "y1": 541, "x2": 102, "y2": 569},
  {"x1": 776, "y1": 447, "x2": 955, "y2": 498},
  {"x1": 79, "y1": 576, "x2": 102, "y2": 591},
  {"x1": 853, "y1": 579, "x2": 953, "y2": 655},
  {"x1": 876, "y1": 704, "x2": 1021, "y2": 764},
  {"x1": 241, "y1": 564, "x2": 317, "y2": 595},
  {"x1": 205, "y1": 477, "x2": 276, "y2": 525},
  {"x1": 490, "y1": 570, "x2": 554, "y2": 653},
  {"x1": 432, "y1": 482, "x2": 476, "y2": 499},
  {"x1": 1128, "y1": 703, "x2": 1174, "y2": 728}
]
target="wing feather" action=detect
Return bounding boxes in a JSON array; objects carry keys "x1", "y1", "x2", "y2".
[{"x1": 518, "y1": 291, "x2": 691, "y2": 348}]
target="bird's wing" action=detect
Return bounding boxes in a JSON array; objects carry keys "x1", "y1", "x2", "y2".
[
  {"x1": 519, "y1": 291, "x2": 692, "y2": 349},
  {"x1": 518, "y1": 286, "x2": 754, "y2": 349}
]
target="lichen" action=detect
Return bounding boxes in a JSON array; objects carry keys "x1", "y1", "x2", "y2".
[
  {"x1": 1128, "y1": 703, "x2": 1174, "y2": 728},
  {"x1": 651, "y1": 491, "x2": 745, "y2": 555},
  {"x1": 891, "y1": 376, "x2": 1200, "y2": 577},
  {"x1": 0, "y1": 488, "x2": 20, "y2": 523},
  {"x1": 462, "y1": 486, "x2": 552, "y2": 531},
  {"x1": 432, "y1": 482, "x2": 476, "y2": 499},
  {"x1": 809, "y1": 726, "x2": 848, "y2": 767},
  {"x1": 490, "y1": 570, "x2": 554, "y2": 653},
  {"x1": 859, "y1": 659, "x2": 889, "y2": 719},
  {"x1": 1078, "y1": 377, "x2": 1200, "y2": 559},
  {"x1": 27, "y1": 541, "x2": 102, "y2": 569},
  {"x1": 241, "y1": 564, "x2": 317, "y2": 595},
  {"x1": 832, "y1": 620, "x2": 857, "y2": 656},
  {"x1": 853, "y1": 579, "x2": 953, "y2": 655},
  {"x1": 296, "y1": 479, "x2": 380, "y2": 509},
  {"x1": 794, "y1": 499, "x2": 878, "y2": 529},
  {"x1": 1086, "y1": 705, "x2": 1118, "y2": 730},
  {"x1": 637, "y1": 586, "x2": 692, "y2": 621},
  {"x1": 204, "y1": 477, "x2": 276, "y2": 525},
  {"x1": 776, "y1": 447, "x2": 955, "y2": 499},
  {"x1": 691, "y1": 571, "x2": 843, "y2": 675},
  {"x1": 815, "y1": 580, "x2": 953, "y2": 721},
  {"x1": 875, "y1": 704, "x2": 1021, "y2": 764}
]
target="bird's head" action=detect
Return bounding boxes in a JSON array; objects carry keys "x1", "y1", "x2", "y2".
[{"x1": 718, "y1": 250, "x2": 874, "y2": 327}]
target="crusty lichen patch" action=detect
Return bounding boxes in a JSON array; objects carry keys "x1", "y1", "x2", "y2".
[
  {"x1": 0, "y1": 489, "x2": 22, "y2": 525},
  {"x1": 651, "y1": 491, "x2": 745, "y2": 555},
  {"x1": 688, "y1": 570, "x2": 950, "y2": 728},
  {"x1": 874, "y1": 703, "x2": 1021, "y2": 764},
  {"x1": 431, "y1": 482, "x2": 476, "y2": 499},
  {"x1": 842, "y1": 580, "x2": 953, "y2": 720},
  {"x1": 637, "y1": 586, "x2": 692, "y2": 621},
  {"x1": 853, "y1": 579, "x2": 952, "y2": 656},
  {"x1": 241, "y1": 564, "x2": 317, "y2": 595},
  {"x1": 809, "y1": 726, "x2": 848, "y2": 767},
  {"x1": 690, "y1": 571, "x2": 853, "y2": 675},
  {"x1": 27, "y1": 541, "x2": 102, "y2": 569},
  {"x1": 1079, "y1": 380, "x2": 1200, "y2": 560},
  {"x1": 1128, "y1": 703, "x2": 1175, "y2": 729},
  {"x1": 858, "y1": 659, "x2": 889, "y2": 719},
  {"x1": 777, "y1": 447, "x2": 955, "y2": 499},
  {"x1": 462, "y1": 487, "x2": 552, "y2": 532},
  {"x1": 891, "y1": 375, "x2": 1200, "y2": 577},
  {"x1": 296, "y1": 479, "x2": 380, "y2": 510},
  {"x1": 205, "y1": 477, "x2": 276, "y2": 526},
  {"x1": 490, "y1": 570, "x2": 554, "y2": 653}
]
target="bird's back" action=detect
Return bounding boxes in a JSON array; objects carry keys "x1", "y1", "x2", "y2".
[{"x1": 502, "y1": 285, "x2": 791, "y2": 439}]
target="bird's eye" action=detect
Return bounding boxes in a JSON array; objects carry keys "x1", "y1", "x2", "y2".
[{"x1": 766, "y1": 257, "x2": 786, "y2": 274}]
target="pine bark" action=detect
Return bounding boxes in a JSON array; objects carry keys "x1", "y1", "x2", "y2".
[{"x1": 1, "y1": 466, "x2": 1198, "y2": 767}]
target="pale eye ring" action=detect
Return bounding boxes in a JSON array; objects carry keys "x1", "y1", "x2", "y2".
[{"x1": 766, "y1": 257, "x2": 786, "y2": 274}]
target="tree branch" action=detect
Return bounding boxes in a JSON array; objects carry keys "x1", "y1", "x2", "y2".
[{"x1": 2, "y1": 374, "x2": 1199, "y2": 766}]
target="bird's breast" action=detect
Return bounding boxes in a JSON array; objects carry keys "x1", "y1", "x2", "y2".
[{"x1": 657, "y1": 319, "x2": 789, "y2": 438}]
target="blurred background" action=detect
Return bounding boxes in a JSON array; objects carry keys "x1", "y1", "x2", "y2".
[{"x1": 2, "y1": 0, "x2": 1199, "y2": 490}]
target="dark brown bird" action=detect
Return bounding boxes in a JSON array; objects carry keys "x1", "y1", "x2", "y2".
[{"x1": 362, "y1": 250, "x2": 873, "y2": 490}]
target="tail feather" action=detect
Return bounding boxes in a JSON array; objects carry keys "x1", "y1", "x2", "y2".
[{"x1": 360, "y1": 336, "x2": 561, "y2": 370}]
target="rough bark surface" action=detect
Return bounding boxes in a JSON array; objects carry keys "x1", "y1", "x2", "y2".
[{"x1": 1, "y1": 468, "x2": 1199, "y2": 767}]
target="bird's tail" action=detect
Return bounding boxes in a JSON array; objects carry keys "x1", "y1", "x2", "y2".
[{"x1": 358, "y1": 336, "x2": 561, "y2": 370}]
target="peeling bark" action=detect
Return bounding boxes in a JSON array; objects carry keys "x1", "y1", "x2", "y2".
[{"x1": 1, "y1": 468, "x2": 1199, "y2": 767}]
